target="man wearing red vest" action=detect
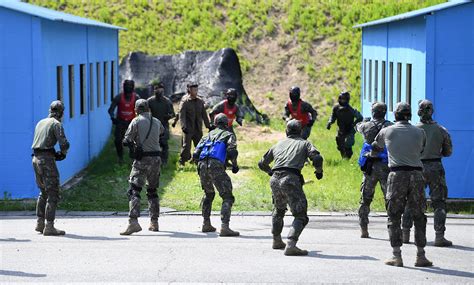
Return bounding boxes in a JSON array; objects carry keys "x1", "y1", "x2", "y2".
[
  {"x1": 108, "y1": 79, "x2": 141, "y2": 163},
  {"x1": 209, "y1": 88, "x2": 243, "y2": 133},
  {"x1": 283, "y1": 86, "x2": 318, "y2": 140}
]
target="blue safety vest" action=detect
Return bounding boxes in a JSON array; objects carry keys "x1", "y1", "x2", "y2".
[
  {"x1": 199, "y1": 140, "x2": 227, "y2": 164},
  {"x1": 358, "y1": 142, "x2": 388, "y2": 167}
]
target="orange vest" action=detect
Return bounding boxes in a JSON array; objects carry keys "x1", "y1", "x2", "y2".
[
  {"x1": 223, "y1": 100, "x2": 237, "y2": 127},
  {"x1": 117, "y1": 93, "x2": 137, "y2": 121},
  {"x1": 287, "y1": 99, "x2": 310, "y2": 127}
]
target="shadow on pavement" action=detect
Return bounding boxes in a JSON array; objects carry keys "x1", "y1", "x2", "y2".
[
  {"x1": 309, "y1": 251, "x2": 378, "y2": 261},
  {"x1": 366, "y1": 236, "x2": 389, "y2": 242},
  {"x1": 0, "y1": 270, "x2": 46, "y2": 278},
  {"x1": 0, "y1": 238, "x2": 31, "y2": 242},
  {"x1": 449, "y1": 244, "x2": 474, "y2": 252},
  {"x1": 139, "y1": 231, "x2": 219, "y2": 239},
  {"x1": 407, "y1": 266, "x2": 474, "y2": 278},
  {"x1": 63, "y1": 234, "x2": 129, "y2": 241}
]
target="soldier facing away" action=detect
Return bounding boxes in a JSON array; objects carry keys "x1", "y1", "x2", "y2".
[
  {"x1": 147, "y1": 79, "x2": 175, "y2": 165},
  {"x1": 120, "y1": 99, "x2": 165, "y2": 235},
  {"x1": 209, "y1": 88, "x2": 243, "y2": 133},
  {"x1": 108, "y1": 79, "x2": 141, "y2": 163},
  {"x1": 178, "y1": 83, "x2": 211, "y2": 165},
  {"x1": 283, "y1": 86, "x2": 318, "y2": 140},
  {"x1": 258, "y1": 120, "x2": 324, "y2": 256},
  {"x1": 372, "y1": 102, "x2": 432, "y2": 267},
  {"x1": 193, "y1": 114, "x2": 240, "y2": 236},
  {"x1": 32, "y1": 100, "x2": 70, "y2": 236},
  {"x1": 402, "y1": 100, "x2": 453, "y2": 247},
  {"x1": 327, "y1": 91, "x2": 363, "y2": 159},
  {"x1": 356, "y1": 102, "x2": 393, "y2": 238}
]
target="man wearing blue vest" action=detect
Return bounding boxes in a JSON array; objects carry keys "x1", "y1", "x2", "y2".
[
  {"x1": 193, "y1": 113, "x2": 240, "y2": 237},
  {"x1": 356, "y1": 102, "x2": 393, "y2": 238}
]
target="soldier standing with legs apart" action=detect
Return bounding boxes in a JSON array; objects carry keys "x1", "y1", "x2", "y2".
[
  {"x1": 283, "y1": 86, "x2": 318, "y2": 140},
  {"x1": 327, "y1": 91, "x2": 363, "y2": 159},
  {"x1": 258, "y1": 120, "x2": 324, "y2": 256},
  {"x1": 147, "y1": 79, "x2": 175, "y2": 166},
  {"x1": 209, "y1": 88, "x2": 243, "y2": 133},
  {"x1": 178, "y1": 83, "x2": 211, "y2": 165},
  {"x1": 356, "y1": 102, "x2": 393, "y2": 238},
  {"x1": 372, "y1": 102, "x2": 432, "y2": 267},
  {"x1": 193, "y1": 114, "x2": 240, "y2": 237},
  {"x1": 108, "y1": 79, "x2": 140, "y2": 163},
  {"x1": 32, "y1": 101, "x2": 70, "y2": 236},
  {"x1": 402, "y1": 100, "x2": 453, "y2": 246},
  {"x1": 120, "y1": 99, "x2": 164, "y2": 235}
]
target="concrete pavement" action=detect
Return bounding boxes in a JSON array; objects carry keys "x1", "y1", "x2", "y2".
[{"x1": 1, "y1": 213, "x2": 473, "y2": 283}]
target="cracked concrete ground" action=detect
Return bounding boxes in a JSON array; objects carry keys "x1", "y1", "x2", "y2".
[{"x1": 1, "y1": 214, "x2": 473, "y2": 283}]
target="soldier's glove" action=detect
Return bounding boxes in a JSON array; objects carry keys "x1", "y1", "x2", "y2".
[
  {"x1": 267, "y1": 170, "x2": 273, "y2": 177},
  {"x1": 326, "y1": 123, "x2": 331, "y2": 130},
  {"x1": 232, "y1": 165, "x2": 239, "y2": 174},
  {"x1": 315, "y1": 171, "x2": 323, "y2": 180},
  {"x1": 236, "y1": 119, "x2": 243, "y2": 126},
  {"x1": 55, "y1": 151, "x2": 66, "y2": 161}
]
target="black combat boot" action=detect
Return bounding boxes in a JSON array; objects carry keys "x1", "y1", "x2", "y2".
[
  {"x1": 360, "y1": 225, "x2": 369, "y2": 238},
  {"x1": 35, "y1": 218, "x2": 45, "y2": 233},
  {"x1": 220, "y1": 223, "x2": 239, "y2": 237},
  {"x1": 434, "y1": 231, "x2": 452, "y2": 247},
  {"x1": 202, "y1": 219, "x2": 216, "y2": 232},
  {"x1": 284, "y1": 240, "x2": 308, "y2": 256},
  {"x1": 148, "y1": 219, "x2": 159, "y2": 232},
  {"x1": 272, "y1": 235, "x2": 286, "y2": 250},
  {"x1": 43, "y1": 221, "x2": 65, "y2": 236}
]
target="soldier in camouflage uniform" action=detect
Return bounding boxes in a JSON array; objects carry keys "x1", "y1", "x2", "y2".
[
  {"x1": 147, "y1": 79, "x2": 175, "y2": 165},
  {"x1": 193, "y1": 114, "x2": 240, "y2": 237},
  {"x1": 327, "y1": 91, "x2": 363, "y2": 159},
  {"x1": 32, "y1": 100, "x2": 70, "y2": 236},
  {"x1": 373, "y1": 102, "x2": 432, "y2": 267},
  {"x1": 402, "y1": 100, "x2": 453, "y2": 247},
  {"x1": 258, "y1": 120, "x2": 324, "y2": 256},
  {"x1": 120, "y1": 99, "x2": 165, "y2": 235},
  {"x1": 356, "y1": 102, "x2": 393, "y2": 238}
]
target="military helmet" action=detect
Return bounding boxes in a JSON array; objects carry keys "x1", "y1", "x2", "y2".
[
  {"x1": 289, "y1": 86, "x2": 301, "y2": 102},
  {"x1": 123, "y1": 79, "x2": 135, "y2": 88},
  {"x1": 394, "y1": 102, "x2": 412, "y2": 121},
  {"x1": 338, "y1": 91, "x2": 350, "y2": 100},
  {"x1": 286, "y1": 119, "x2": 302, "y2": 136},
  {"x1": 135, "y1": 99, "x2": 149, "y2": 114},
  {"x1": 371, "y1": 102, "x2": 387, "y2": 119},
  {"x1": 49, "y1": 100, "x2": 65, "y2": 113},
  {"x1": 149, "y1": 79, "x2": 165, "y2": 88},
  {"x1": 418, "y1": 99, "x2": 434, "y2": 117},
  {"x1": 225, "y1": 88, "x2": 237, "y2": 96},
  {"x1": 214, "y1": 113, "x2": 229, "y2": 127}
]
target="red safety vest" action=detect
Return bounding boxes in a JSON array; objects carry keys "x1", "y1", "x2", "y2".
[
  {"x1": 223, "y1": 100, "x2": 237, "y2": 127},
  {"x1": 287, "y1": 99, "x2": 310, "y2": 127},
  {"x1": 117, "y1": 93, "x2": 137, "y2": 121}
]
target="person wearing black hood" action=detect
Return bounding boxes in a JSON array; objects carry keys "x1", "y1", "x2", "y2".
[
  {"x1": 326, "y1": 91, "x2": 363, "y2": 159},
  {"x1": 209, "y1": 88, "x2": 243, "y2": 133},
  {"x1": 108, "y1": 79, "x2": 141, "y2": 163},
  {"x1": 283, "y1": 86, "x2": 318, "y2": 140}
]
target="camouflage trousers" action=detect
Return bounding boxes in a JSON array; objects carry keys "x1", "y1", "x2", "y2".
[
  {"x1": 114, "y1": 120, "x2": 131, "y2": 160},
  {"x1": 180, "y1": 131, "x2": 202, "y2": 163},
  {"x1": 386, "y1": 170, "x2": 427, "y2": 248},
  {"x1": 270, "y1": 170, "x2": 309, "y2": 241},
  {"x1": 336, "y1": 130, "x2": 355, "y2": 159},
  {"x1": 198, "y1": 158, "x2": 234, "y2": 224},
  {"x1": 32, "y1": 154, "x2": 60, "y2": 222},
  {"x1": 358, "y1": 161, "x2": 389, "y2": 227},
  {"x1": 402, "y1": 161, "x2": 448, "y2": 233},
  {"x1": 127, "y1": 156, "x2": 161, "y2": 220}
]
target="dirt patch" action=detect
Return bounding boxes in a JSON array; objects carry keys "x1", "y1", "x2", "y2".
[{"x1": 236, "y1": 125, "x2": 285, "y2": 143}]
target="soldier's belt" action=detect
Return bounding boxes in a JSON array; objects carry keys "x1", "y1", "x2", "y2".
[
  {"x1": 32, "y1": 148, "x2": 55, "y2": 156},
  {"x1": 390, "y1": 166, "x2": 422, "y2": 172},
  {"x1": 142, "y1": 151, "x2": 161, "y2": 157},
  {"x1": 272, "y1": 167, "x2": 301, "y2": 176},
  {"x1": 421, "y1": 158, "x2": 442, "y2": 163}
]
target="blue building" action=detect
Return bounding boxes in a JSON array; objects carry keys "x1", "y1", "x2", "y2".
[
  {"x1": 0, "y1": 1, "x2": 125, "y2": 198},
  {"x1": 355, "y1": 1, "x2": 474, "y2": 198}
]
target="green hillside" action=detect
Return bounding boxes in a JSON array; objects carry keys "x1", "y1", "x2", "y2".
[{"x1": 30, "y1": 0, "x2": 444, "y2": 114}]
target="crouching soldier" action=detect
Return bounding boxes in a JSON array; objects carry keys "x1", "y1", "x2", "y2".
[
  {"x1": 193, "y1": 114, "x2": 240, "y2": 237},
  {"x1": 32, "y1": 100, "x2": 70, "y2": 236},
  {"x1": 356, "y1": 102, "x2": 393, "y2": 238},
  {"x1": 120, "y1": 99, "x2": 164, "y2": 235},
  {"x1": 258, "y1": 120, "x2": 324, "y2": 256}
]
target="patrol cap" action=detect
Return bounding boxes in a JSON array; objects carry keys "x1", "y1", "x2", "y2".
[
  {"x1": 135, "y1": 99, "x2": 149, "y2": 113},
  {"x1": 214, "y1": 113, "x2": 229, "y2": 126}
]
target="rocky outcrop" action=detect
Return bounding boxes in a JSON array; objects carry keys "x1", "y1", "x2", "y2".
[{"x1": 119, "y1": 48, "x2": 266, "y2": 123}]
